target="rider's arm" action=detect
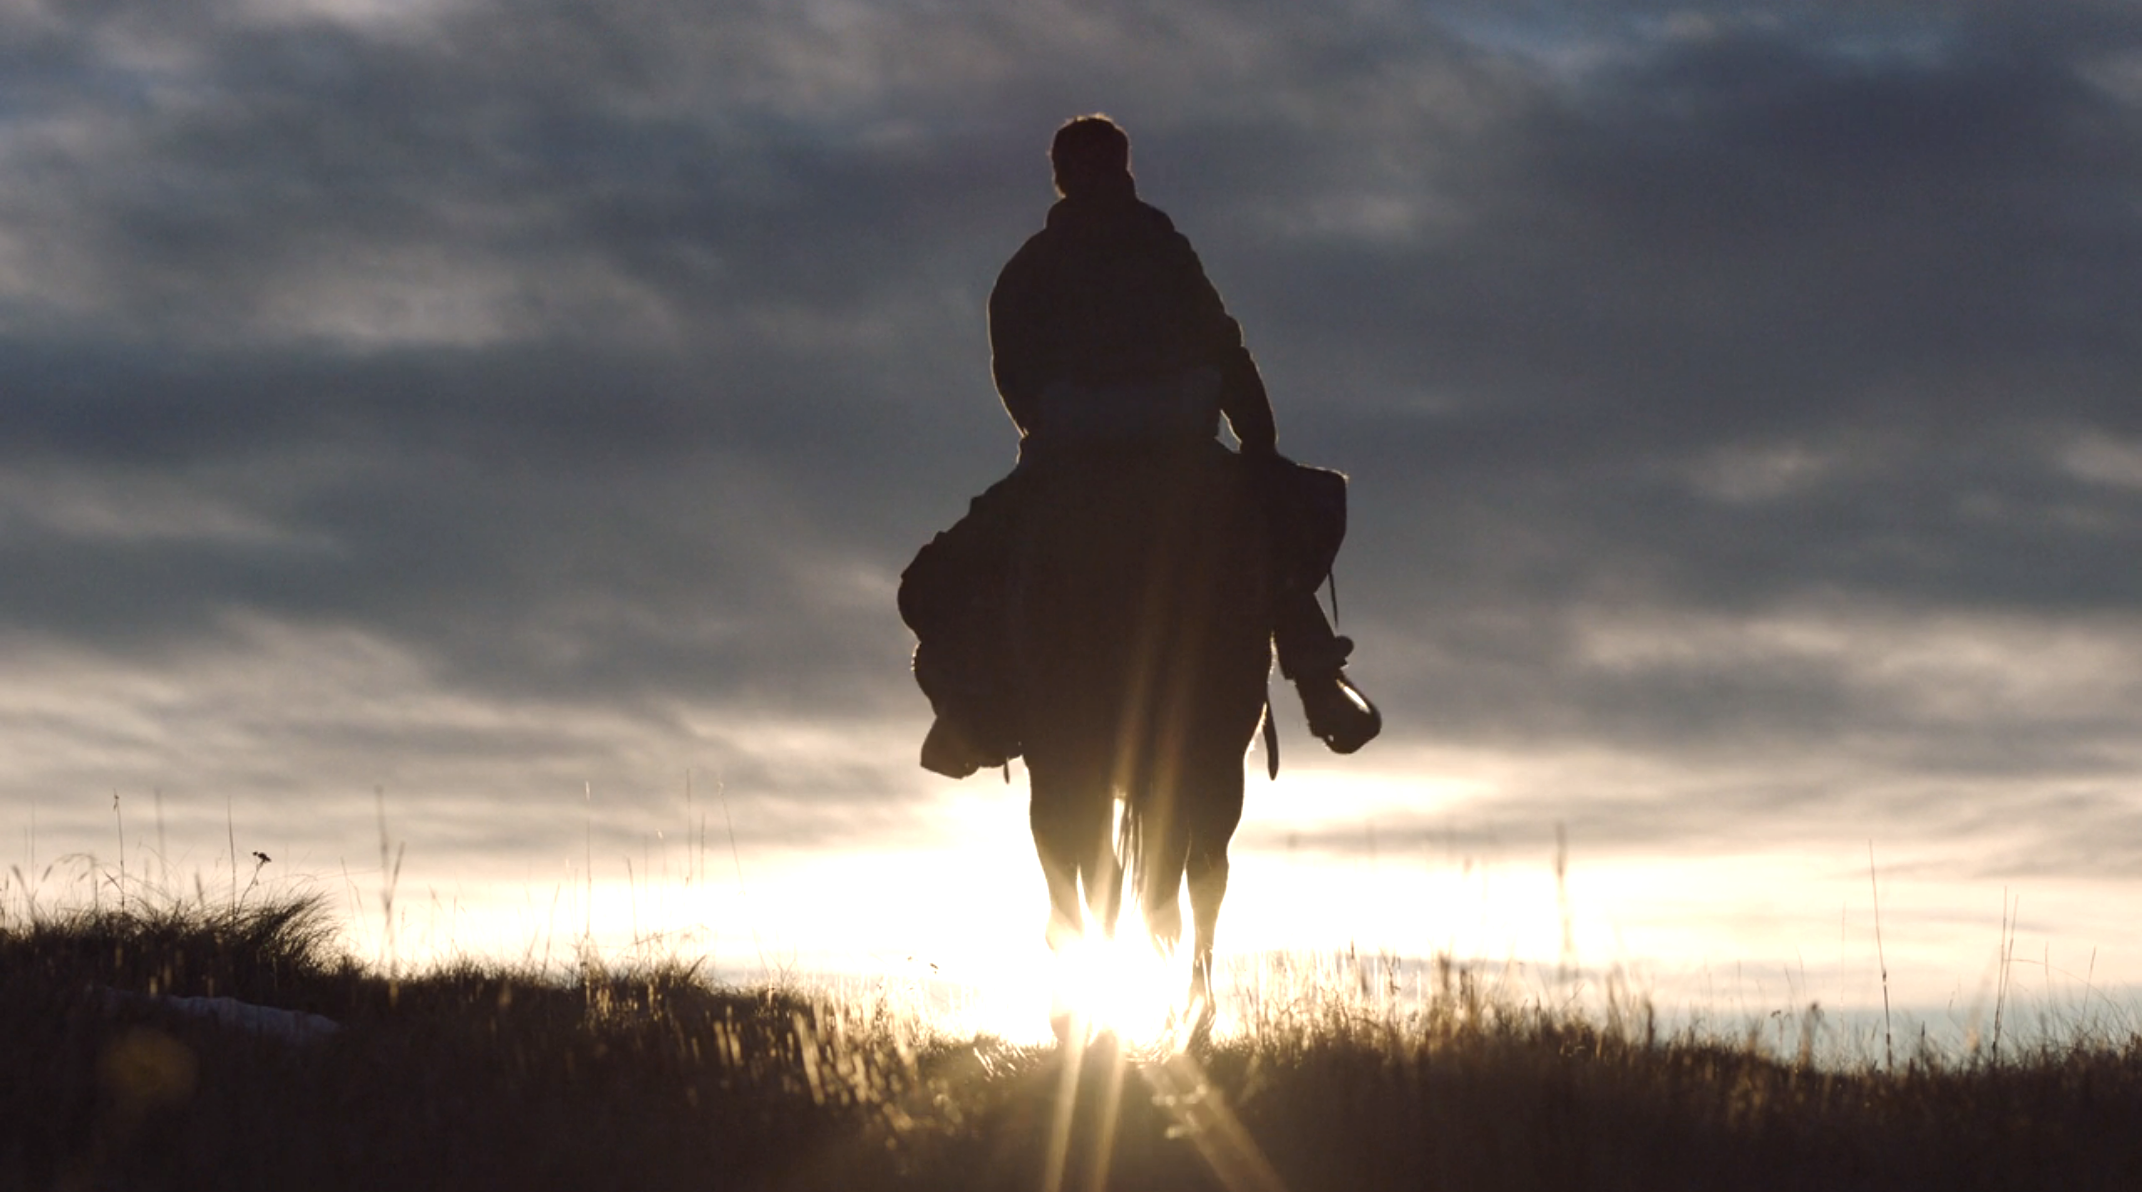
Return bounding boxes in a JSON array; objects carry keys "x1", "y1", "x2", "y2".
[
  {"x1": 1171, "y1": 232, "x2": 1278, "y2": 457},
  {"x1": 987, "y1": 249, "x2": 1047, "y2": 436},
  {"x1": 1219, "y1": 347, "x2": 1277, "y2": 457}
]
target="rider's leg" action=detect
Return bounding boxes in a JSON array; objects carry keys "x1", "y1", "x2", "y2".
[
  {"x1": 1273, "y1": 589, "x2": 1381, "y2": 754},
  {"x1": 1272, "y1": 587, "x2": 1349, "y2": 677}
]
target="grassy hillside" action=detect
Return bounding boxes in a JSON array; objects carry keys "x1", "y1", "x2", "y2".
[{"x1": 6, "y1": 896, "x2": 2142, "y2": 1191}]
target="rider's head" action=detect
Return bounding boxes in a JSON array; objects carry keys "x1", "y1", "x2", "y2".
[{"x1": 1051, "y1": 115, "x2": 1133, "y2": 200}]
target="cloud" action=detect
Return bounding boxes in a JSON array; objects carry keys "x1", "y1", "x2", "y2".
[{"x1": 3, "y1": 0, "x2": 2142, "y2": 901}]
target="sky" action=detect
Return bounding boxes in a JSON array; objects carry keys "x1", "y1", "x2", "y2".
[{"x1": 5, "y1": 0, "x2": 2142, "y2": 1031}]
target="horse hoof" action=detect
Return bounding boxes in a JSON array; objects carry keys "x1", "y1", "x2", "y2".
[
  {"x1": 1164, "y1": 993, "x2": 1217, "y2": 1056},
  {"x1": 1188, "y1": 1006, "x2": 1216, "y2": 1052}
]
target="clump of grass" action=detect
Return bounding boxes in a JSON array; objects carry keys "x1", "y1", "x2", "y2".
[
  {"x1": 0, "y1": 890, "x2": 356, "y2": 1009},
  {"x1": 1191, "y1": 948, "x2": 2142, "y2": 1192},
  {"x1": 0, "y1": 893, "x2": 995, "y2": 1191}
]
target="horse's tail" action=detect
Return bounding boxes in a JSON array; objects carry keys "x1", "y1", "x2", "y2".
[{"x1": 1115, "y1": 790, "x2": 1141, "y2": 894}]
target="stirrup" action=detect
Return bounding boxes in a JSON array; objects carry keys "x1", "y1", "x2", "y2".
[{"x1": 1300, "y1": 670, "x2": 1381, "y2": 754}]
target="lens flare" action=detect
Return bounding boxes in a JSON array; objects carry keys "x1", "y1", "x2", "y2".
[{"x1": 1049, "y1": 921, "x2": 1192, "y2": 1053}]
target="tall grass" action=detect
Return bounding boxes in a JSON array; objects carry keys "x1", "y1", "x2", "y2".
[{"x1": 9, "y1": 889, "x2": 2142, "y2": 1191}]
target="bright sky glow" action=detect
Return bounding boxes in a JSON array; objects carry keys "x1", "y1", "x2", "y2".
[{"x1": 6, "y1": 0, "x2": 2142, "y2": 1053}]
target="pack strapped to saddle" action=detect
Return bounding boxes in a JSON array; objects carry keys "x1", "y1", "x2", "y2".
[{"x1": 899, "y1": 480, "x2": 1022, "y2": 777}]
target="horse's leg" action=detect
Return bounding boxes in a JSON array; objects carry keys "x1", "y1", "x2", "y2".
[
  {"x1": 1132, "y1": 797, "x2": 1187, "y2": 953},
  {"x1": 1182, "y1": 746, "x2": 1247, "y2": 1012},
  {"x1": 1028, "y1": 755, "x2": 1118, "y2": 949},
  {"x1": 1086, "y1": 793, "x2": 1125, "y2": 940}
]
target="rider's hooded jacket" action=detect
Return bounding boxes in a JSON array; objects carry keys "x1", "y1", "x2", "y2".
[{"x1": 987, "y1": 183, "x2": 1278, "y2": 457}]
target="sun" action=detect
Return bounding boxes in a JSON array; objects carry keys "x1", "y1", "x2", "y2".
[
  {"x1": 939, "y1": 906, "x2": 1197, "y2": 1051},
  {"x1": 1045, "y1": 917, "x2": 1198, "y2": 1052}
]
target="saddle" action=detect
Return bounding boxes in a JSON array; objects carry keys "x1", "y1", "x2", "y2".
[{"x1": 900, "y1": 452, "x2": 1356, "y2": 778}]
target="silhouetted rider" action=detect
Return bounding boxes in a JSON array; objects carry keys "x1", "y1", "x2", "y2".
[
  {"x1": 903, "y1": 114, "x2": 1379, "y2": 776},
  {"x1": 988, "y1": 117, "x2": 1275, "y2": 464}
]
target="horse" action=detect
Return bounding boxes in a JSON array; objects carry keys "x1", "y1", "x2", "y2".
[{"x1": 1009, "y1": 441, "x2": 1273, "y2": 1025}]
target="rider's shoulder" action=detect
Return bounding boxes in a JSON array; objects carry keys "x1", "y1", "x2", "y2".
[{"x1": 1037, "y1": 195, "x2": 1180, "y2": 239}]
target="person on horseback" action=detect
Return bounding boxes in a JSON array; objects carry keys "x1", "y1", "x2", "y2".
[{"x1": 903, "y1": 113, "x2": 1379, "y2": 776}]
